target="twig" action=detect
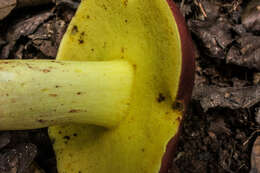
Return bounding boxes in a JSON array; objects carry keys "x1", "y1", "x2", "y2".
[
  {"x1": 243, "y1": 130, "x2": 260, "y2": 146},
  {"x1": 194, "y1": 0, "x2": 207, "y2": 18},
  {"x1": 180, "y1": 0, "x2": 185, "y2": 9}
]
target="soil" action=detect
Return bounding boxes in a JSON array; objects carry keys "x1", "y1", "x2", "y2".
[{"x1": 0, "y1": 0, "x2": 259, "y2": 173}]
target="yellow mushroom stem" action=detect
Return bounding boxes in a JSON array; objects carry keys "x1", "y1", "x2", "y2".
[{"x1": 0, "y1": 60, "x2": 134, "y2": 130}]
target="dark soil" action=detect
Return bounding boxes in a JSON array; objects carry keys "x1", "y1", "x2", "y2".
[{"x1": 0, "y1": 0, "x2": 259, "y2": 173}]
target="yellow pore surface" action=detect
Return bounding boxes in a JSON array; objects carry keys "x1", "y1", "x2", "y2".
[{"x1": 49, "y1": 0, "x2": 183, "y2": 172}]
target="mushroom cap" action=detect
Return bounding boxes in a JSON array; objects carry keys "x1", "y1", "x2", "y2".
[{"x1": 49, "y1": 0, "x2": 195, "y2": 173}]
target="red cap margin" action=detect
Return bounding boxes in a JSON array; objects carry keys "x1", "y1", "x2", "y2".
[{"x1": 159, "y1": 1, "x2": 195, "y2": 173}]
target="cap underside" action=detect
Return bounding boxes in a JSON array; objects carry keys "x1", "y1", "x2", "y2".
[{"x1": 49, "y1": 0, "x2": 183, "y2": 172}]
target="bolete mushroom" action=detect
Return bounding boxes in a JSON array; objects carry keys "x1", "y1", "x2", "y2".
[{"x1": 0, "y1": 0, "x2": 195, "y2": 173}]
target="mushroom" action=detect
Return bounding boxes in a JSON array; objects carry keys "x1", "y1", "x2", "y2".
[{"x1": 0, "y1": 0, "x2": 195, "y2": 173}]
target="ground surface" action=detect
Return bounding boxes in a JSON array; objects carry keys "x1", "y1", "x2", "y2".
[{"x1": 0, "y1": 0, "x2": 259, "y2": 173}]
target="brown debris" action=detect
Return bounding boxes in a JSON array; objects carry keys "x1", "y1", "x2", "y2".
[
  {"x1": 227, "y1": 35, "x2": 260, "y2": 71},
  {"x1": 242, "y1": 0, "x2": 260, "y2": 32},
  {"x1": 68, "y1": 109, "x2": 81, "y2": 113},
  {"x1": 200, "y1": 0, "x2": 220, "y2": 20},
  {"x1": 0, "y1": 0, "x2": 53, "y2": 21},
  {"x1": 0, "y1": 129, "x2": 56, "y2": 172},
  {"x1": 0, "y1": 0, "x2": 16, "y2": 20},
  {"x1": 176, "y1": 0, "x2": 258, "y2": 172},
  {"x1": 17, "y1": 0, "x2": 52, "y2": 8},
  {"x1": 55, "y1": 0, "x2": 80, "y2": 10},
  {"x1": 1, "y1": 11, "x2": 53, "y2": 58},
  {"x1": 0, "y1": 0, "x2": 15, "y2": 20},
  {"x1": 157, "y1": 93, "x2": 166, "y2": 103},
  {"x1": 23, "y1": 162, "x2": 46, "y2": 173},
  {"x1": 0, "y1": 143, "x2": 37, "y2": 173},
  {"x1": 250, "y1": 136, "x2": 260, "y2": 173},
  {"x1": 254, "y1": 73, "x2": 260, "y2": 85},
  {"x1": 208, "y1": 118, "x2": 231, "y2": 136},
  {"x1": 180, "y1": 3, "x2": 192, "y2": 17},
  {"x1": 28, "y1": 18, "x2": 67, "y2": 58},
  {"x1": 0, "y1": 37, "x2": 6, "y2": 48},
  {"x1": 255, "y1": 108, "x2": 260, "y2": 125},
  {"x1": 0, "y1": 132, "x2": 11, "y2": 150},
  {"x1": 42, "y1": 69, "x2": 51, "y2": 73},
  {"x1": 192, "y1": 85, "x2": 260, "y2": 111},
  {"x1": 189, "y1": 18, "x2": 233, "y2": 58}
]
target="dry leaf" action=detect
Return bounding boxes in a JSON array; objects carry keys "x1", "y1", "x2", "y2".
[
  {"x1": 0, "y1": 0, "x2": 16, "y2": 20},
  {"x1": 1, "y1": 11, "x2": 53, "y2": 58}
]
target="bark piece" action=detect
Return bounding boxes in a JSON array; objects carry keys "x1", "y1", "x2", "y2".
[
  {"x1": 0, "y1": 0, "x2": 16, "y2": 20},
  {"x1": 192, "y1": 85, "x2": 260, "y2": 111}
]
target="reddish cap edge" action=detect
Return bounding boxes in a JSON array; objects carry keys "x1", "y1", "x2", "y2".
[{"x1": 159, "y1": 1, "x2": 195, "y2": 173}]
